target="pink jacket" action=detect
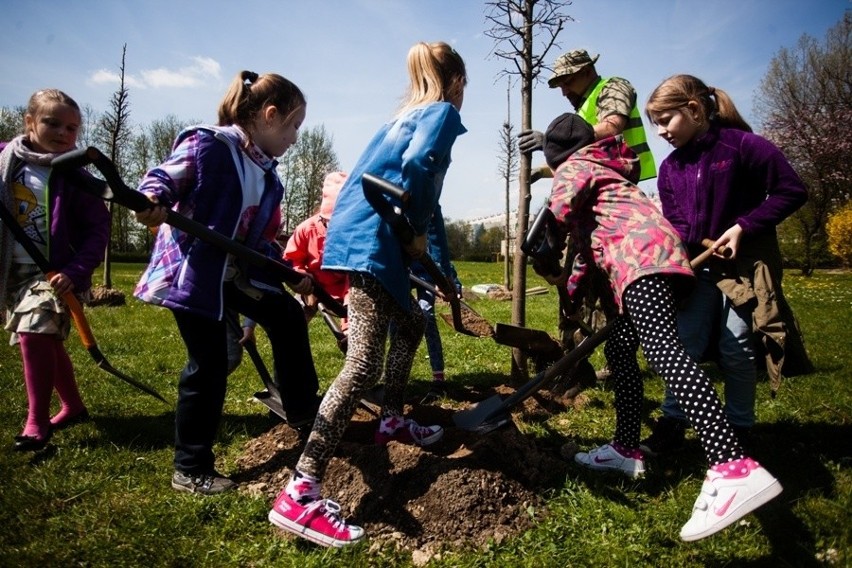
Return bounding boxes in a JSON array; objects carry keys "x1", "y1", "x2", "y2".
[{"x1": 547, "y1": 136, "x2": 694, "y2": 311}]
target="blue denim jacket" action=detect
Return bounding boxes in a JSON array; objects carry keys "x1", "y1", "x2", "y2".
[{"x1": 322, "y1": 102, "x2": 465, "y2": 309}]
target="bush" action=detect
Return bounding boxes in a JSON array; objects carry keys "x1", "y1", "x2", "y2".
[{"x1": 827, "y1": 202, "x2": 852, "y2": 266}]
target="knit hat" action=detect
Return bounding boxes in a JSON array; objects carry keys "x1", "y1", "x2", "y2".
[
  {"x1": 543, "y1": 113, "x2": 595, "y2": 170},
  {"x1": 319, "y1": 171, "x2": 348, "y2": 218},
  {"x1": 548, "y1": 49, "x2": 599, "y2": 88}
]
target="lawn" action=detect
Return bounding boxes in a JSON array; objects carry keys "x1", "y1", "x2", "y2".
[{"x1": 0, "y1": 263, "x2": 849, "y2": 567}]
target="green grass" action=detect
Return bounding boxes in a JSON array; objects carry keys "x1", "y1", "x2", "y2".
[{"x1": 1, "y1": 264, "x2": 849, "y2": 567}]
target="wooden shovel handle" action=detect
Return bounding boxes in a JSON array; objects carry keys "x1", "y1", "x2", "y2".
[
  {"x1": 46, "y1": 271, "x2": 97, "y2": 351},
  {"x1": 690, "y1": 239, "x2": 732, "y2": 268}
]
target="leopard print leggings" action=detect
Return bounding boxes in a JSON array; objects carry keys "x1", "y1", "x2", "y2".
[{"x1": 296, "y1": 272, "x2": 425, "y2": 479}]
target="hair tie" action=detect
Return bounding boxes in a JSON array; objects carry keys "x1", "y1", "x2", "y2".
[
  {"x1": 707, "y1": 87, "x2": 716, "y2": 96},
  {"x1": 243, "y1": 71, "x2": 259, "y2": 85}
]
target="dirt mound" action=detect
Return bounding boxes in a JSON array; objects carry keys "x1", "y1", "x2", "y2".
[
  {"x1": 234, "y1": 387, "x2": 573, "y2": 559},
  {"x1": 88, "y1": 285, "x2": 126, "y2": 307}
]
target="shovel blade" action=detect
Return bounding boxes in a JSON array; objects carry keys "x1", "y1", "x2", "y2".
[
  {"x1": 493, "y1": 323, "x2": 561, "y2": 354},
  {"x1": 254, "y1": 389, "x2": 288, "y2": 421},
  {"x1": 453, "y1": 394, "x2": 507, "y2": 430}
]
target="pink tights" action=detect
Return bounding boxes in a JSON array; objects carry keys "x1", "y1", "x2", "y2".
[{"x1": 19, "y1": 332, "x2": 85, "y2": 439}]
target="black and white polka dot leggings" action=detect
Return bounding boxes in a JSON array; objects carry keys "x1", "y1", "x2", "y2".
[{"x1": 604, "y1": 275, "x2": 745, "y2": 466}]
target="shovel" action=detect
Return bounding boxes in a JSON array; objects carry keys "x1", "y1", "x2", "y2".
[
  {"x1": 223, "y1": 312, "x2": 287, "y2": 421},
  {"x1": 407, "y1": 272, "x2": 497, "y2": 338},
  {"x1": 49, "y1": 147, "x2": 347, "y2": 319},
  {"x1": 453, "y1": 319, "x2": 614, "y2": 432},
  {"x1": 361, "y1": 173, "x2": 495, "y2": 338},
  {"x1": 0, "y1": 201, "x2": 167, "y2": 403}
]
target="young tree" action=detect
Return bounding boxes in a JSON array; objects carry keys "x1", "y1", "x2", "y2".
[
  {"x1": 756, "y1": 13, "x2": 852, "y2": 275},
  {"x1": 497, "y1": 80, "x2": 519, "y2": 289},
  {"x1": 95, "y1": 44, "x2": 133, "y2": 286},
  {"x1": 485, "y1": 0, "x2": 572, "y2": 378},
  {"x1": 277, "y1": 125, "x2": 340, "y2": 233}
]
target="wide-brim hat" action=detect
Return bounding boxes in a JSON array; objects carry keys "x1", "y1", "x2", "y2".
[{"x1": 548, "y1": 49, "x2": 600, "y2": 88}]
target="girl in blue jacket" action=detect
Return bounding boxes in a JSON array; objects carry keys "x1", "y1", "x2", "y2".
[
  {"x1": 134, "y1": 71, "x2": 318, "y2": 495},
  {"x1": 269, "y1": 41, "x2": 467, "y2": 548}
]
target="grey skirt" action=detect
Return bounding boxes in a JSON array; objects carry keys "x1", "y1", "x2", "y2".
[{"x1": 4, "y1": 262, "x2": 90, "y2": 345}]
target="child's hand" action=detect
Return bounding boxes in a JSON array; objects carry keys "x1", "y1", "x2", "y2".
[
  {"x1": 135, "y1": 196, "x2": 168, "y2": 227},
  {"x1": 239, "y1": 325, "x2": 256, "y2": 345},
  {"x1": 288, "y1": 275, "x2": 313, "y2": 296},
  {"x1": 48, "y1": 272, "x2": 74, "y2": 297},
  {"x1": 714, "y1": 224, "x2": 743, "y2": 258}
]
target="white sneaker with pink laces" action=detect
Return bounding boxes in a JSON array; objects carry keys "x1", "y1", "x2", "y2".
[
  {"x1": 269, "y1": 491, "x2": 365, "y2": 548},
  {"x1": 680, "y1": 457, "x2": 782, "y2": 541}
]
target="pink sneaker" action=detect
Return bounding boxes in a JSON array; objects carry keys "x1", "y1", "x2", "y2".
[
  {"x1": 268, "y1": 491, "x2": 365, "y2": 548},
  {"x1": 374, "y1": 418, "x2": 444, "y2": 446}
]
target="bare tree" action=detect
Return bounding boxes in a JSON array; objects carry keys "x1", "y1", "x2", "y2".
[
  {"x1": 485, "y1": 0, "x2": 572, "y2": 378},
  {"x1": 78, "y1": 104, "x2": 99, "y2": 149},
  {"x1": 277, "y1": 125, "x2": 340, "y2": 233},
  {"x1": 496, "y1": 79, "x2": 519, "y2": 289},
  {"x1": 94, "y1": 44, "x2": 133, "y2": 287}
]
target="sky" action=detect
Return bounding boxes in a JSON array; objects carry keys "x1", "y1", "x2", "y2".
[{"x1": 1, "y1": 0, "x2": 848, "y2": 222}]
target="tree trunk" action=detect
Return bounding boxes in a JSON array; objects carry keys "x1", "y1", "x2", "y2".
[{"x1": 509, "y1": 2, "x2": 535, "y2": 381}]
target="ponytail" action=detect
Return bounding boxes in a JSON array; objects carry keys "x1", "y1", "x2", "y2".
[
  {"x1": 217, "y1": 70, "x2": 305, "y2": 129},
  {"x1": 646, "y1": 74, "x2": 751, "y2": 133},
  {"x1": 397, "y1": 42, "x2": 466, "y2": 116}
]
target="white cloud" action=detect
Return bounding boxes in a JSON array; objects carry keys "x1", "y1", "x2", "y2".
[{"x1": 86, "y1": 56, "x2": 222, "y2": 89}]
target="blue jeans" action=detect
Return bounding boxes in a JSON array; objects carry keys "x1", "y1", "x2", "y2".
[
  {"x1": 661, "y1": 268, "x2": 757, "y2": 428},
  {"x1": 417, "y1": 287, "x2": 444, "y2": 374}
]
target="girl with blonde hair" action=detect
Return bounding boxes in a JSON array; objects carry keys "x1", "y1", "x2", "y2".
[{"x1": 269, "y1": 42, "x2": 467, "y2": 548}]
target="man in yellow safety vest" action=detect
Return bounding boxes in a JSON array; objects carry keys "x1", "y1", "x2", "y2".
[{"x1": 520, "y1": 48, "x2": 656, "y2": 181}]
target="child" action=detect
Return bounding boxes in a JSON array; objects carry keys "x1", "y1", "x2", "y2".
[
  {"x1": 268, "y1": 41, "x2": 467, "y2": 547},
  {"x1": 410, "y1": 208, "x2": 461, "y2": 400},
  {"x1": 536, "y1": 112, "x2": 782, "y2": 542},
  {"x1": 640, "y1": 75, "x2": 809, "y2": 455},
  {"x1": 283, "y1": 171, "x2": 350, "y2": 331},
  {"x1": 134, "y1": 71, "x2": 320, "y2": 495},
  {"x1": 0, "y1": 89, "x2": 109, "y2": 451}
]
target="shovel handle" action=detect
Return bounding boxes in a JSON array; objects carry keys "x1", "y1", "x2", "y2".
[
  {"x1": 690, "y1": 239, "x2": 732, "y2": 268},
  {"x1": 51, "y1": 147, "x2": 347, "y2": 318},
  {"x1": 45, "y1": 272, "x2": 97, "y2": 351}
]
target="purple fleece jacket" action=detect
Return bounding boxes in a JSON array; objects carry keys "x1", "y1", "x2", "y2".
[{"x1": 657, "y1": 125, "x2": 807, "y2": 256}]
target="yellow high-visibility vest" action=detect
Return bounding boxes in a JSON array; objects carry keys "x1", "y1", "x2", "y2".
[{"x1": 578, "y1": 77, "x2": 657, "y2": 180}]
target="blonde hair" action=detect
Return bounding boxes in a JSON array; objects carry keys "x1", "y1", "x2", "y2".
[
  {"x1": 25, "y1": 89, "x2": 80, "y2": 133},
  {"x1": 397, "y1": 42, "x2": 467, "y2": 116},
  {"x1": 217, "y1": 71, "x2": 305, "y2": 129},
  {"x1": 645, "y1": 74, "x2": 752, "y2": 133}
]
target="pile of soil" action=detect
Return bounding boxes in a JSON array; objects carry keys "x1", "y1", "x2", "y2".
[
  {"x1": 234, "y1": 385, "x2": 575, "y2": 561},
  {"x1": 88, "y1": 285, "x2": 126, "y2": 307}
]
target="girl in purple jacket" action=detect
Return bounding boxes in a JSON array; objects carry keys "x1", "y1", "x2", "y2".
[
  {"x1": 134, "y1": 71, "x2": 318, "y2": 496},
  {"x1": 642, "y1": 76, "x2": 807, "y2": 458},
  {"x1": 537, "y1": 113, "x2": 782, "y2": 542},
  {"x1": 0, "y1": 89, "x2": 110, "y2": 451}
]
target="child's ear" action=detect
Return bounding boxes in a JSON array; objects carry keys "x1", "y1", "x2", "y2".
[
  {"x1": 263, "y1": 105, "x2": 279, "y2": 124},
  {"x1": 686, "y1": 101, "x2": 702, "y2": 122}
]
